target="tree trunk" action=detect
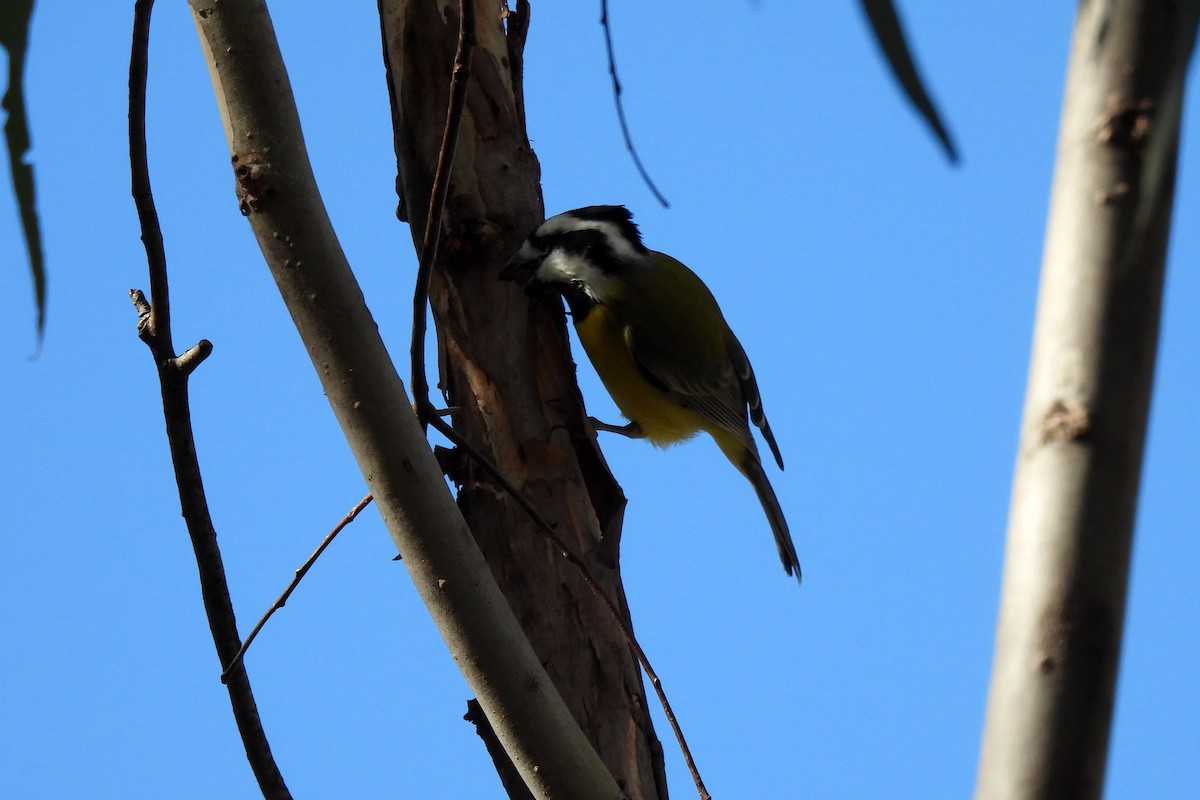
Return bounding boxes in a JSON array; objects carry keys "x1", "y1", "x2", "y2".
[
  {"x1": 976, "y1": 2, "x2": 1199, "y2": 798},
  {"x1": 379, "y1": 3, "x2": 666, "y2": 799}
]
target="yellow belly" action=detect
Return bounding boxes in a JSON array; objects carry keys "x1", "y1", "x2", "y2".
[{"x1": 574, "y1": 306, "x2": 708, "y2": 446}]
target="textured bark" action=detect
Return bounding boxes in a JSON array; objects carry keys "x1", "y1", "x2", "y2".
[
  {"x1": 380, "y1": 3, "x2": 665, "y2": 799},
  {"x1": 976, "y1": 2, "x2": 1199, "y2": 799}
]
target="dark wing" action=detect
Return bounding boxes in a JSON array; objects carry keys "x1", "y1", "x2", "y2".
[{"x1": 622, "y1": 320, "x2": 756, "y2": 447}]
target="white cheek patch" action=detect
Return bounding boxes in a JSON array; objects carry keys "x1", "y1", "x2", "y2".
[{"x1": 536, "y1": 250, "x2": 619, "y2": 302}]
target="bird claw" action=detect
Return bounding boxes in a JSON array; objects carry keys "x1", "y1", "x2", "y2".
[{"x1": 588, "y1": 417, "x2": 644, "y2": 439}]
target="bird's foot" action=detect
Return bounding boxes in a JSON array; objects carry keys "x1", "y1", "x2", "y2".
[{"x1": 588, "y1": 417, "x2": 645, "y2": 440}]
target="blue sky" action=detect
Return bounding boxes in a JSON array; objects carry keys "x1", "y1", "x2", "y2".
[{"x1": 2, "y1": 2, "x2": 1197, "y2": 798}]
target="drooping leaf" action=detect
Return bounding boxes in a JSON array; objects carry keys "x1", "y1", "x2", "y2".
[
  {"x1": 859, "y1": 0, "x2": 959, "y2": 163},
  {"x1": 1, "y1": 0, "x2": 45, "y2": 341}
]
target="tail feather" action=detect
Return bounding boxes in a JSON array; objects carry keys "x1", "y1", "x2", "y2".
[{"x1": 740, "y1": 452, "x2": 801, "y2": 584}]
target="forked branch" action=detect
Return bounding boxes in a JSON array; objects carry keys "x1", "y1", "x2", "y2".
[{"x1": 128, "y1": 2, "x2": 290, "y2": 798}]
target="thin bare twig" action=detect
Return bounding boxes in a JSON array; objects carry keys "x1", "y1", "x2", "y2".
[
  {"x1": 600, "y1": 0, "x2": 669, "y2": 208},
  {"x1": 130, "y1": 0, "x2": 171, "y2": 350},
  {"x1": 129, "y1": 2, "x2": 290, "y2": 797},
  {"x1": 221, "y1": 494, "x2": 375, "y2": 682},
  {"x1": 410, "y1": 0, "x2": 476, "y2": 425}
]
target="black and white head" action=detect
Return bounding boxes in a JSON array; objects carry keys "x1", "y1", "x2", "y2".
[{"x1": 501, "y1": 206, "x2": 649, "y2": 312}]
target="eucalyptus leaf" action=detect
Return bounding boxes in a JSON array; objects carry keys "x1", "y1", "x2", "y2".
[
  {"x1": 860, "y1": 0, "x2": 959, "y2": 162},
  {"x1": 1, "y1": 0, "x2": 45, "y2": 341}
]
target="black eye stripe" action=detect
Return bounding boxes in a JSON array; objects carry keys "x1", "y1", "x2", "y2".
[{"x1": 563, "y1": 229, "x2": 607, "y2": 254}]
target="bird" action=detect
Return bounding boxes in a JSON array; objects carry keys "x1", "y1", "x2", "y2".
[{"x1": 500, "y1": 205, "x2": 800, "y2": 582}]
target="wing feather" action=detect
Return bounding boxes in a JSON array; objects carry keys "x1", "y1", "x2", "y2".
[
  {"x1": 623, "y1": 321, "x2": 754, "y2": 445},
  {"x1": 725, "y1": 332, "x2": 785, "y2": 470}
]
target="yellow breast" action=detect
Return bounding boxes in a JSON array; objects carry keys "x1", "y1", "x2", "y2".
[{"x1": 574, "y1": 305, "x2": 708, "y2": 446}]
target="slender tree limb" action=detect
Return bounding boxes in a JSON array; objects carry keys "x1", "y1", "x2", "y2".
[
  {"x1": 189, "y1": 3, "x2": 624, "y2": 798},
  {"x1": 976, "y1": 3, "x2": 1200, "y2": 798},
  {"x1": 600, "y1": 0, "x2": 669, "y2": 208},
  {"x1": 411, "y1": 0, "x2": 475, "y2": 426},
  {"x1": 129, "y1": 3, "x2": 291, "y2": 798},
  {"x1": 221, "y1": 494, "x2": 374, "y2": 682}
]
